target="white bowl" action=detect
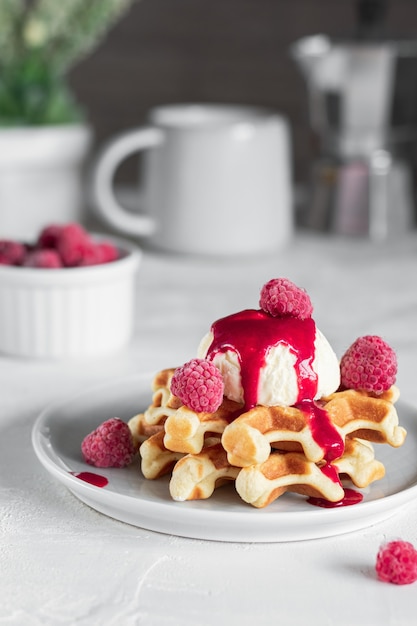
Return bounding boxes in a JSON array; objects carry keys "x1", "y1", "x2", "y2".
[{"x1": 0, "y1": 235, "x2": 141, "y2": 358}]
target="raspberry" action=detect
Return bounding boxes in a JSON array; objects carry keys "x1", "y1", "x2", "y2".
[
  {"x1": 376, "y1": 540, "x2": 417, "y2": 585},
  {"x1": 0, "y1": 240, "x2": 26, "y2": 266},
  {"x1": 81, "y1": 418, "x2": 137, "y2": 468},
  {"x1": 0, "y1": 224, "x2": 119, "y2": 270},
  {"x1": 55, "y1": 223, "x2": 92, "y2": 267},
  {"x1": 75, "y1": 241, "x2": 102, "y2": 266},
  {"x1": 259, "y1": 278, "x2": 313, "y2": 320},
  {"x1": 340, "y1": 335, "x2": 397, "y2": 393},
  {"x1": 96, "y1": 241, "x2": 119, "y2": 263},
  {"x1": 23, "y1": 249, "x2": 63, "y2": 268},
  {"x1": 78, "y1": 241, "x2": 119, "y2": 266},
  {"x1": 171, "y1": 358, "x2": 224, "y2": 413},
  {"x1": 37, "y1": 224, "x2": 64, "y2": 249}
]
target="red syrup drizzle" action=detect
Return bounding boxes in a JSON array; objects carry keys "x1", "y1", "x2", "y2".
[
  {"x1": 206, "y1": 309, "x2": 362, "y2": 508},
  {"x1": 307, "y1": 489, "x2": 363, "y2": 508},
  {"x1": 207, "y1": 310, "x2": 318, "y2": 412},
  {"x1": 71, "y1": 471, "x2": 108, "y2": 488}
]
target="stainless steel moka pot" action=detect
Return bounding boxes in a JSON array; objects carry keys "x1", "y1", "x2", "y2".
[{"x1": 291, "y1": 0, "x2": 417, "y2": 239}]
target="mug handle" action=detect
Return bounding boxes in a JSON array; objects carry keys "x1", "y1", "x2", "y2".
[{"x1": 92, "y1": 127, "x2": 164, "y2": 236}]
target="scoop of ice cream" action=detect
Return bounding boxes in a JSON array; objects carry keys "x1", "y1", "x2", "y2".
[{"x1": 198, "y1": 309, "x2": 340, "y2": 408}]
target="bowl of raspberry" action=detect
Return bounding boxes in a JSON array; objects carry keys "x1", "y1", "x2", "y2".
[{"x1": 0, "y1": 223, "x2": 141, "y2": 358}]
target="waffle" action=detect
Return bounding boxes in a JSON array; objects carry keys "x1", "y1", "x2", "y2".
[
  {"x1": 128, "y1": 412, "x2": 163, "y2": 446},
  {"x1": 144, "y1": 368, "x2": 183, "y2": 425},
  {"x1": 221, "y1": 386, "x2": 405, "y2": 467},
  {"x1": 128, "y1": 368, "x2": 181, "y2": 445},
  {"x1": 324, "y1": 386, "x2": 403, "y2": 445},
  {"x1": 141, "y1": 431, "x2": 223, "y2": 480},
  {"x1": 235, "y1": 450, "x2": 345, "y2": 507},
  {"x1": 333, "y1": 437, "x2": 385, "y2": 488},
  {"x1": 140, "y1": 430, "x2": 185, "y2": 479},
  {"x1": 169, "y1": 441, "x2": 240, "y2": 501},
  {"x1": 136, "y1": 370, "x2": 405, "y2": 509},
  {"x1": 236, "y1": 437, "x2": 385, "y2": 508},
  {"x1": 168, "y1": 436, "x2": 384, "y2": 506},
  {"x1": 163, "y1": 397, "x2": 242, "y2": 454}
]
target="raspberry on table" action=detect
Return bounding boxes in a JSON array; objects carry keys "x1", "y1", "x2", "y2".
[
  {"x1": 376, "y1": 540, "x2": 417, "y2": 585},
  {"x1": 259, "y1": 278, "x2": 313, "y2": 320},
  {"x1": 23, "y1": 249, "x2": 63, "y2": 268},
  {"x1": 0, "y1": 240, "x2": 27, "y2": 266},
  {"x1": 81, "y1": 418, "x2": 137, "y2": 468},
  {"x1": 171, "y1": 358, "x2": 225, "y2": 413},
  {"x1": 340, "y1": 335, "x2": 397, "y2": 393}
]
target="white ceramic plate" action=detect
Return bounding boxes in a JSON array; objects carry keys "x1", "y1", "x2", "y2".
[{"x1": 32, "y1": 373, "x2": 417, "y2": 543}]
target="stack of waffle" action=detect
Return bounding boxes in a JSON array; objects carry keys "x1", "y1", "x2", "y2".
[{"x1": 129, "y1": 368, "x2": 406, "y2": 508}]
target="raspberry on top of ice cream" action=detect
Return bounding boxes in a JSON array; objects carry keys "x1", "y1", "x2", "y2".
[
  {"x1": 196, "y1": 278, "x2": 340, "y2": 411},
  {"x1": 259, "y1": 278, "x2": 313, "y2": 320},
  {"x1": 174, "y1": 279, "x2": 399, "y2": 411}
]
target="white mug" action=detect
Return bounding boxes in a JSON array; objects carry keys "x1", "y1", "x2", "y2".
[{"x1": 92, "y1": 103, "x2": 293, "y2": 256}]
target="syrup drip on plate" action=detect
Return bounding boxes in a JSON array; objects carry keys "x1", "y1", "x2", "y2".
[
  {"x1": 207, "y1": 309, "x2": 362, "y2": 508},
  {"x1": 307, "y1": 489, "x2": 363, "y2": 508},
  {"x1": 71, "y1": 471, "x2": 108, "y2": 488}
]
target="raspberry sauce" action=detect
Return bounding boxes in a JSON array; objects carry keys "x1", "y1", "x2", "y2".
[
  {"x1": 207, "y1": 309, "x2": 318, "y2": 411},
  {"x1": 206, "y1": 309, "x2": 362, "y2": 507},
  {"x1": 71, "y1": 471, "x2": 108, "y2": 487},
  {"x1": 206, "y1": 308, "x2": 344, "y2": 459},
  {"x1": 307, "y1": 489, "x2": 363, "y2": 508},
  {"x1": 296, "y1": 399, "x2": 344, "y2": 462}
]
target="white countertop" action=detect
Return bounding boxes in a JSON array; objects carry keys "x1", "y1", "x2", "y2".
[{"x1": 1, "y1": 232, "x2": 417, "y2": 625}]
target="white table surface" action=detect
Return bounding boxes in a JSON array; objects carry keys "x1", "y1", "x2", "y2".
[{"x1": 1, "y1": 231, "x2": 417, "y2": 625}]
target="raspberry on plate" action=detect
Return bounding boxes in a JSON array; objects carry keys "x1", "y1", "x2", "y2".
[
  {"x1": 171, "y1": 358, "x2": 225, "y2": 413},
  {"x1": 376, "y1": 540, "x2": 417, "y2": 585},
  {"x1": 340, "y1": 335, "x2": 397, "y2": 393},
  {"x1": 259, "y1": 278, "x2": 313, "y2": 320},
  {"x1": 81, "y1": 418, "x2": 137, "y2": 468}
]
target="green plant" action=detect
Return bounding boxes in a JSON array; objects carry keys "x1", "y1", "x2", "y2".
[{"x1": 0, "y1": 0, "x2": 135, "y2": 126}]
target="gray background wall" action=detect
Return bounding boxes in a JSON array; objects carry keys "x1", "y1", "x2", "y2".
[{"x1": 69, "y1": 0, "x2": 417, "y2": 187}]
